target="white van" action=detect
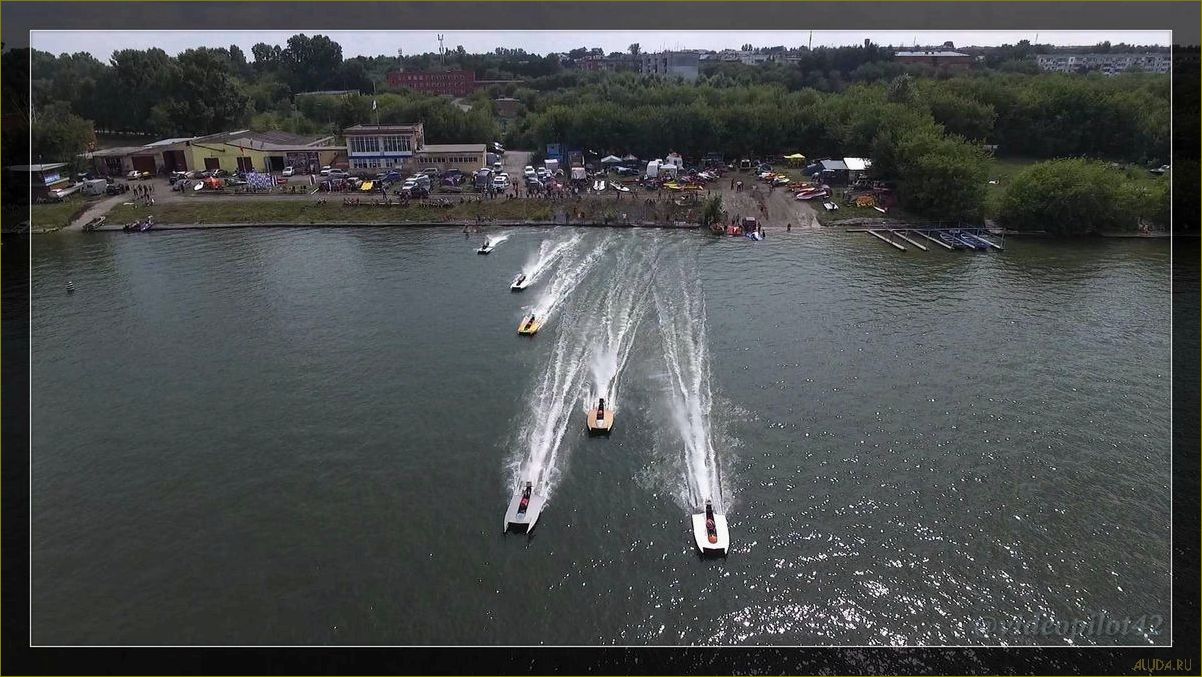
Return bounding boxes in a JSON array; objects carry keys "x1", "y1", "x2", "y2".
[{"x1": 81, "y1": 179, "x2": 108, "y2": 197}]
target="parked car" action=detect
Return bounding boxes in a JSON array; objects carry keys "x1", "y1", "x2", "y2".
[
  {"x1": 492, "y1": 161, "x2": 502, "y2": 172},
  {"x1": 491, "y1": 175, "x2": 509, "y2": 191},
  {"x1": 282, "y1": 166, "x2": 295, "y2": 177},
  {"x1": 535, "y1": 167, "x2": 548, "y2": 180},
  {"x1": 319, "y1": 166, "x2": 331, "y2": 176},
  {"x1": 328, "y1": 169, "x2": 350, "y2": 180},
  {"x1": 397, "y1": 179, "x2": 430, "y2": 198},
  {"x1": 421, "y1": 167, "x2": 440, "y2": 177},
  {"x1": 523, "y1": 165, "x2": 536, "y2": 177}
]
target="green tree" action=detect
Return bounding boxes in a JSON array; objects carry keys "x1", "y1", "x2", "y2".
[
  {"x1": 894, "y1": 130, "x2": 989, "y2": 221},
  {"x1": 280, "y1": 34, "x2": 343, "y2": 91},
  {"x1": 998, "y1": 159, "x2": 1137, "y2": 234},
  {"x1": 31, "y1": 104, "x2": 95, "y2": 168},
  {"x1": 700, "y1": 195, "x2": 724, "y2": 229}
]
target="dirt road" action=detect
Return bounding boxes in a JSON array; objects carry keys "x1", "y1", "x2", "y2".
[{"x1": 713, "y1": 171, "x2": 821, "y2": 230}]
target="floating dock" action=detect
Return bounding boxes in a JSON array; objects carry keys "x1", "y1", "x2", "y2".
[
  {"x1": 867, "y1": 229, "x2": 906, "y2": 251},
  {"x1": 892, "y1": 230, "x2": 927, "y2": 251},
  {"x1": 851, "y1": 226, "x2": 1004, "y2": 253}
]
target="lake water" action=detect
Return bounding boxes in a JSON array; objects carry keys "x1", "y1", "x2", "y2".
[{"x1": 28, "y1": 226, "x2": 1173, "y2": 646}]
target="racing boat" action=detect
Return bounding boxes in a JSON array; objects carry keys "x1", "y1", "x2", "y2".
[
  {"x1": 504, "y1": 480, "x2": 547, "y2": 533},
  {"x1": 517, "y1": 313, "x2": 542, "y2": 335},
  {"x1": 610, "y1": 183, "x2": 631, "y2": 193},
  {"x1": 510, "y1": 272, "x2": 529, "y2": 291},
  {"x1": 586, "y1": 397, "x2": 614, "y2": 435},
  {"x1": 477, "y1": 238, "x2": 494, "y2": 255},
  {"x1": 691, "y1": 499, "x2": 729, "y2": 557},
  {"x1": 744, "y1": 230, "x2": 764, "y2": 241}
]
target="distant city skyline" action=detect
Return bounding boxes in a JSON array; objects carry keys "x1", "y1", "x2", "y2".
[{"x1": 30, "y1": 30, "x2": 1172, "y2": 61}]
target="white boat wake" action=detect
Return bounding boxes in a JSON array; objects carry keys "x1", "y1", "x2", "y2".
[
  {"x1": 652, "y1": 253, "x2": 725, "y2": 513},
  {"x1": 508, "y1": 234, "x2": 613, "y2": 500},
  {"x1": 587, "y1": 236, "x2": 660, "y2": 414},
  {"x1": 522, "y1": 232, "x2": 582, "y2": 287},
  {"x1": 525, "y1": 234, "x2": 611, "y2": 324}
]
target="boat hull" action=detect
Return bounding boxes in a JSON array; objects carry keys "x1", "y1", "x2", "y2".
[
  {"x1": 586, "y1": 408, "x2": 614, "y2": 435},
  {"x1": 691, "y1": 512, "x2": 730, "y2": 556},
  {"x1": 504, "y1": 487, "x2": 547, "y2": 533}
]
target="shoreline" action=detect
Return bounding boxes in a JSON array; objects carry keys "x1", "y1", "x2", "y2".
[{"x1": 85, "y1": 220, "x2": 703, "y2": 232}]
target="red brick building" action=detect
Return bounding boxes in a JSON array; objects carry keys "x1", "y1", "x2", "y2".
[{"x1": 386, "y1": 69, "x2": 476, "y2": 96}]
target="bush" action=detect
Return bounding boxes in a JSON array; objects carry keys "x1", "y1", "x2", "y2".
[{"x1": 998, "y1": 158, "x2": 1138, "y2": 234}]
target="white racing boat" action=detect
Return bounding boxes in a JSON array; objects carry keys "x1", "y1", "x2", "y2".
[
  {"x1": 691, "y1": 499, "x2": 729, "y2": 557},
  {"x1": 504, "y1": 480, "x2": 547, "y2": 533},
  {"x1": 477, "y1": 238, "x2": 494, "y2": 255},
  {"x1": 511, "y1": 272, "x2": 529, "y2": 291}
]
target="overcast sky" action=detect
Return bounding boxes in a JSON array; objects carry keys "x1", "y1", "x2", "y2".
[{"x1": 31, "y1": 30, "x2": 1171, "y2": 61}]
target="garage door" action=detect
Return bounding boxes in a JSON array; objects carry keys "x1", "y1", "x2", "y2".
[
  {"x1": 204, "y1": 157, "x2": 221, "y2": 171},
  {"x1": 131, "y1": 155, "x2": 156, "y2": 174},
  {"x1": 236, "y1": 156, "x2": 255, "y2": 172}
]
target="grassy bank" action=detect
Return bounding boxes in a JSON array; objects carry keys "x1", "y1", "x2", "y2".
[
  {"x1": 107, "y1": 199, "x2": 557, "y2": 226},
  {"x1": 104, "y1": 193, "x2": 698, "y2": 227},
  {"x1": 28, "y1": 198, "x2": 91, "y2": 231}
]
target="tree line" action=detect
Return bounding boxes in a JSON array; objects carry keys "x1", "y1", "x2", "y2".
[{"x1": 12, "y1": 34, "x2": 1179, "y2": 230}]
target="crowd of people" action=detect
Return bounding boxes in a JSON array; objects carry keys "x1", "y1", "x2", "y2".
[{"x1": 131, "y1": 182, "x2": 155, "y2": 206}]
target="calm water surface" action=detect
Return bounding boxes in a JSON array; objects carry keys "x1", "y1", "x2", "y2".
[{"x1": 29, "y1": 227, "x2": 1172, "y2": 645}]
